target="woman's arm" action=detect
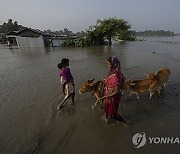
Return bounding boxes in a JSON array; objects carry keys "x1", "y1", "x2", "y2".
[{"x1": 101, "y1": 85, "x2": 120, "y2": 99}]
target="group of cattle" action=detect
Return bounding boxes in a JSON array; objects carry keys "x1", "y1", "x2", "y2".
[{"x1": 79, "y1": 68, "x2": 171, "y2": 109}]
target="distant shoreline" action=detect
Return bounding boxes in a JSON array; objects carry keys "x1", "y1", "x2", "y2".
[{"x1": 136, "y1": 35, "x2": 180, "y2": 37}]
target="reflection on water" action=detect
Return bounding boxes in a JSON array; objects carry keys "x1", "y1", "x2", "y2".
[{"x1": 0, "y1": 39, "x2": 180, "y2": 153}]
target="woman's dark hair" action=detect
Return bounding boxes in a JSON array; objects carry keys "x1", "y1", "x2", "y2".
[
  {"x1": 61, "y1": 58, "x2": 69, "y2": 66},
  {"x1": 107, "y1": 56, "x2": 121, "y2": 75},
  {"x1": 57, "y1": 63, "x2": 63, "y2": 69},
  {"x1": 108, "y1": 56, "x2": 120, "y2": 69}
]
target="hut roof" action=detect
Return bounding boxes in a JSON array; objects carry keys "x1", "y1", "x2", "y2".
[
  {"x1": 6, "y1": 31, "x2": 19, "y2": 35},
  {"x1": 15, "y1": 28, "x2": 49, "y2": 37}
]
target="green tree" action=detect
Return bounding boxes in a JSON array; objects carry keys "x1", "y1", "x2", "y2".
[
  {"x1": 61, "y1": 18, "x2": 135, "y2": 47},
  {"x1": 63, "y1": 28, "x2": 73, "y2": 36},
  {"x1": 0, "y1": 19, "x2": 25, "y2": 33},
  {"x1": 87, "y1": 17, "x2": 133, "y2": 46},
  {"x1": 7, "y1": 19, "x2": 14, "y2": 32},
  {"x1": 13, "y1": 21, "x2": 19, "y2": 31},
  {"x1": 86, "y1": 25, "x2": 106, "y2": 45}
]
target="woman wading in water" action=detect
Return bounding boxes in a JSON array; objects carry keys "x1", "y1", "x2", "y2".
[{"x1": 100, "y1": 56, "x2": 127, "y2": 124}]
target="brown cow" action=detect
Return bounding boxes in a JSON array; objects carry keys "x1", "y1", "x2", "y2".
[
  {"x1": 79, "y1": 78, "x2": 105, "y2": 109},
  {"x1": 145, "y1": 68, "x2": 171, "y2": 95},
  {"x1": 123, "y1": 78, "x2": 157, "y2": 100},
  {"x1": 146, "y1": 68, "x2": 170, "y2": 87}
]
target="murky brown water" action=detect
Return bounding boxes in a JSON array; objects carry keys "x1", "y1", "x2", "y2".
[{"x1": 0, "y1": 39, "x2": 180, "y2": 154}]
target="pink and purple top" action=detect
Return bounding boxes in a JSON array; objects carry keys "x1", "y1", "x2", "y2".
[
  {"x1": 59, "y1": 67, "x2": 73, "y2": 82},
  {"x1": 105, "y1": 72, "x2": 121, "y2": 89}
]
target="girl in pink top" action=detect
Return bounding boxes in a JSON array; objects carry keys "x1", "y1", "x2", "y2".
[{"x1": 57, "y1": 58, "x2": 75, "y2": 109}]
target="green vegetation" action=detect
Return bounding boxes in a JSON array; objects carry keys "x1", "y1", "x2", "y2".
[
  {"x1": 62, "y1": 17, "x2": 135, "y2": 47},
  {"x1": 132, "y1": 30, "x2": 175, "y2": 37},
  {"x1": 2, "y1": 18, "x2": 178, "y2": 47},
  {"x1": 44, "y1": 29, "x2": 86, "y2": 37},
  {"x1": 94, "y1": 18, "x2": 135, "y2": 45},
  {"x1": 174, "y1": 33, "x2": 180, "y2": 36},
  {"x1": 61, "y1": 37, "x2": 87, "y2": 47},
  {"x1": 0, "y1": 19, "x2": 25, "y2": 33},
  {"x1": 0, "y1": 19, "x2": 26, "y2": 43}
]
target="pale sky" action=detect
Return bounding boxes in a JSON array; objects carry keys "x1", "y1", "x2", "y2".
[{"x1": 0, "y1": 0, "x2": 180, "y2": 33}]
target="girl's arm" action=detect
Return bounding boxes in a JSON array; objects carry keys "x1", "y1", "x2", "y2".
[
  {"x1": 60, "y1": 76, "x2": 67, "y2": 95},
  {"x1": 60, "y1": 76, "x2": 66, "y2": 84}
]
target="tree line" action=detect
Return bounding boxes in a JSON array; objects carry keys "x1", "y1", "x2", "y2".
[
  {"x1": 0, "y1": 19, "x2": 25, "y2": 33},
  {"x1": 62, "y1": 17, "x2": 135, "y2": 47},
  {"x1": 132, "y1": 30, "x2": 175, "y2": 37},
  {"x1": 43, "y1": 28, "x2": 86, "y2": 37},
  {"x1": 0, "y1": 19, "x2": 86, "y2": 38},
  {"x1": 0, "y1": 18, "x2": 135, "y2": 46}
]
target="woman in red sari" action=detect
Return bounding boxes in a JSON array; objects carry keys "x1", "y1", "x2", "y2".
[{"x1": 101, "y1": 56, "x2": 126, "y2": 124}]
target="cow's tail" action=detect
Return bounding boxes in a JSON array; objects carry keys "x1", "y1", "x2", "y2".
[{"x1": 120, "y1": 73, "x2": 126, "y2": 93}]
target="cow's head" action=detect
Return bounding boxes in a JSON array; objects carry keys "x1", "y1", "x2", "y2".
[
  {"x1": 145, "y1": 73, "x2": 155, "y2": 80},
  {"x1": 79, "y1": 78, "x2": 95, "y2": 94},
  {"x1": 123, "y1": 80, "x2": 134, "y2": 90}
]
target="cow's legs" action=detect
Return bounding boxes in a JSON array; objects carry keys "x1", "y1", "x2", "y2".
[
  {"x1": 149, "y1": 91, "x2": 154, "y2": 100},
  {"x1": 100, "y1": 100, "x2": 103, "y2": 109},
  {"x1": 163, "y1": 83, "x2": 166, "y2": 88},
  {"x1": 158, "y1": 89, "x2": 161, "y2": 96},
  {"x1": 92, "y1": 99, "x2": 99, "y2": 110},
  {"x1": 136, "y1": 92, "x2": 140, "y2": 100},
  {"x1": 128, "y1": 91, "x2": 133, "y2": 97}
]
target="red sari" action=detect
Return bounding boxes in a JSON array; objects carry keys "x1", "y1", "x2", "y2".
[{"x1": 104, "y1": 71, "x2": 122, "y2": 119}]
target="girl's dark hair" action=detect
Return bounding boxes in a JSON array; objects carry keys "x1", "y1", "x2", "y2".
[
  {"x1": 57, "y1": 63, "x2": 63, "y2": 69},
  {"x1": 61, "y1": 58, "x2": 69, "y2": 65},
  {"x1": 108, "y1": 57, "x2": 112, "y2": 63}
]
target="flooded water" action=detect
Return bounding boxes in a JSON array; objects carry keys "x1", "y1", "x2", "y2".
[{"x1": 0, "y1": 37, "x2": 180, "y2": 154}]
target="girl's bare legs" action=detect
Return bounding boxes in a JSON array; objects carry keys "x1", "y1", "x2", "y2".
[
  {"x1": 71, "y1": 92, "x2": 75, "y2": 104},
  {"x1": 58, "y1": 91, "x2": 75, "y2": 109},
  {"x1": 58, "y1": 94, "x2": 71, "y2": 110}
]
